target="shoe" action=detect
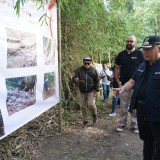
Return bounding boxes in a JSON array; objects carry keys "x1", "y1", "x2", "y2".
[
  {"x1": 93, "y1": 115, "x2": 98, "y2": 124},
  {"x1": 82, "y1": 121, "x2": 88, "y2": 128},
  {"x1": 116, "y1": 126, "x2": 125, "y2": 132},
  {"x1": 103, "y1": 99, "x2": 107, "y2": 102},
  {"x1": 109, "y1": 112, "x2": 116, "y2": 117},
  {"x1": 132, "y1": 128, "x2": 139, "y2": 134}
]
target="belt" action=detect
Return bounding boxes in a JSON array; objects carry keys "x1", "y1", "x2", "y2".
[{"x1": 138, "y1": 99, "x2": 145, "y2": 105}]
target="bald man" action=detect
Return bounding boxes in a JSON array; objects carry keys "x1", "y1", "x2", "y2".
[{"x1": 114, "y1": 35, "x2": 144, "y2": 133}]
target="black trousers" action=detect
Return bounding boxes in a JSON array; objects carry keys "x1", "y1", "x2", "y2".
[{"x1": 137, "y1": 105, "x2": 160, "y2": 160}]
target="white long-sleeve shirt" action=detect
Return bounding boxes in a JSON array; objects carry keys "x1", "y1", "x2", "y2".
[{"x1": 100, "y1": 68, "x2": 113, "y2": 85}]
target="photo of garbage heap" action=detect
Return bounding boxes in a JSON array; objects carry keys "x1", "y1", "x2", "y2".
[{"x1": 6, "y1": 75, "x2": 37, "y2": 116}]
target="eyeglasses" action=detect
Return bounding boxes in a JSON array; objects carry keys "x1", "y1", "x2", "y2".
[{"x1": 84, "y1": 62, "x2": 91, "y2": 65}]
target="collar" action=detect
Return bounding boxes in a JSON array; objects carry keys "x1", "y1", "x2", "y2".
[
  {"x1": 146, "y1": 58, "x2": 160, "y2": 66},
  {"x1": 126, "y1": 48, "x2": 136, "y2": 54}
]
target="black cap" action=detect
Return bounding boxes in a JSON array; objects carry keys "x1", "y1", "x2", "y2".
[{"x1": 141, "y1": 35, "x2": 160, "y2": 48}]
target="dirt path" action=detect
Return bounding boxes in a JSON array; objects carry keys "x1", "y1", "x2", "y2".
[{"x1": 33, "y1": 108, "x2": 143, "y2": 160}]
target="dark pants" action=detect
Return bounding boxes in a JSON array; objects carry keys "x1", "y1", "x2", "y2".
[
  {"x1": 111, "y1": 94, "x2": 119, "y2": 113},
  {"x1": 137, "y1": 104, "x2": 160, "y2": 160}
]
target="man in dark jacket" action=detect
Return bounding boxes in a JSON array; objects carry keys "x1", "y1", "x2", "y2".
[
  {"x1": 114, "y1": 35, "x2": 160, "y2": 160},
  {"x1": 72, "y1": 56, "x2": 100, "y2": 127}
]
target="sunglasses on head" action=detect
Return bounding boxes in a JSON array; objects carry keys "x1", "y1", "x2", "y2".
[{"x1": 84, "y1": 62, "x2": 91, "y2": 65}]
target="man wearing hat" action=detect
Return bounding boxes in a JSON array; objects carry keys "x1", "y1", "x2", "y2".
[
  {"x1": 114, "y1": 35, "x2": 160, "y2": 160},
  {"x1": 72, "y1": 56, "x2": 100, "y2": 127}
]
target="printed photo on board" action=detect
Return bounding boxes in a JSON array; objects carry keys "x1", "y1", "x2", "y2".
[
  {"x1": 6, "y1": 75, "x2": 37, "y2": 115},
  {"x1": 43, "y1": 72, "x2": 55, "y2": 100},
  {"x1": 43, "y1": 36, "x2": 56, "y2": 65},
  {"x1": 6, "y1": 27, "x2": 37, "y2": 68}
]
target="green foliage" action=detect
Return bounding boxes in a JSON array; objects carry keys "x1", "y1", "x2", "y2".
[
  {"x1": 60, "y1": 0, "x2": 160, "y2": 104},
  {"x1": 14, "y1": 0, "x2": 160, "y2": 62},
  {"x1": 13, "y1": 0, "x2": 160, "y2": 103},
  {"x1": 44, "y1": 72, "x2": 55, "y2": 86},
  {"x1": 60, "y1": 0, "x2": 159, "y2": 67},
  {"x1": 14, "y1": 0, "x2": 27, "y2": 16}
]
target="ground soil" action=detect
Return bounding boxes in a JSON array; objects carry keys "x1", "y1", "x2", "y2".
[
  {"x1": 43, "y1": 87, "x2": 55, "y2": 100},
  {"x1": 32, "y1": 99, "x2": 143, "y2": 160}
]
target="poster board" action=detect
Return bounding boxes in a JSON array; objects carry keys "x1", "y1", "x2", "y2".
[
  {"x1": 94, "y1": 63, "x2": 103, "y2": 74},
  {"x1": 94, "y1": 62, "x2": 103, "y2": 84},
  {"x1": 0, "y1": 0, "x2": 59, "y2": 140}
]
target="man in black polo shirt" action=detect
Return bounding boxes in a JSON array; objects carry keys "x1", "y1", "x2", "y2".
[{"x1": 114, "y1": 35, "x2": 144, "y2": 133}]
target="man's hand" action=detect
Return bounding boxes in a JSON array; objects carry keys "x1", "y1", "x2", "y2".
[
  {"x1": 113, "y1": 87, "x2": 125, "y2": 94},
  {"x1": 75, "y1": 78, "x2": 85, "y2": 84},
  {"x1": 114, "y1": 79, "x2": 135, "y2": 94},
  {"x1": 94, "y1": 91, "x2": 98, "y2": 97},
  {"x1": 75, "y1": 77, "x2": 79, "y2": 83}
]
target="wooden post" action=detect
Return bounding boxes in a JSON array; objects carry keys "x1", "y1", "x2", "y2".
[
  {"x1": 57, "y1": 0, "x2": 62, "y2": 133},
  {"x1": 108, "y1": 52, "x2": 111, "y2": 67},
  {"x1": 98, "y1": 50, "x2": 101, "y2": 63}
]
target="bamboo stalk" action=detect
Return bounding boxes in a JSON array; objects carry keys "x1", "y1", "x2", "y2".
[
  {"x1": 98, "y1": 50, "x2": 101, "y2": 63},
  {"x1": 57, "y1": 0, "x2": 63, "y2": 133}
]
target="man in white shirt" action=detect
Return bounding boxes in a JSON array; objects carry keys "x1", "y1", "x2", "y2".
[{"x1": 100, "y1": 62, "x2": 113, "y2": 101}]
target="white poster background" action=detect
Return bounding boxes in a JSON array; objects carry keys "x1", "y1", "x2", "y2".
[
  {"x1": 94, "y1": 63, "x2": 103, "y2": 84},
  {"x1": 94, "y1": 63, "x2": 103, "y2": 74},
  {"x1": 0, "y1": 1, "x2": 59, "y2": 140}
]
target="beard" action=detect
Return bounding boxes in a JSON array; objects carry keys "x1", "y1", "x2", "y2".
[{"x1": 126, "y1": 44, "x2": 134, "y2": 50}]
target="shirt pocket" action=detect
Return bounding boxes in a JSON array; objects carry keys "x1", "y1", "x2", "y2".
[
  {"x1": 153, "y1": 74, "x2": 160, "y2": 89},
  {"x1": 153, "y1": 74, "x2": 160, "y2": 79},
  {"x1": 154, "y1": 103, "x2": 160, "y2": 112}
]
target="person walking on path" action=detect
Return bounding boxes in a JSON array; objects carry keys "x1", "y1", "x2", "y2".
[
  {"x1": 44, "y1": 79, "x2": 49, "y2": 92},
  {"x1": 72, "y1": 56, "x2": 100, "y2": 127},
  {"x1": 114, "y1": 35, "x2": 160, "y2": 160},
  {"x1": 100, "y1": 61, "x2": 113, "y2": 101},
  {"x1": 109, "y1": 75, "x2": 120, "y2": 117},
  {"x1": 114, "y1": 35, "x2": 144, "y2": 134}
]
